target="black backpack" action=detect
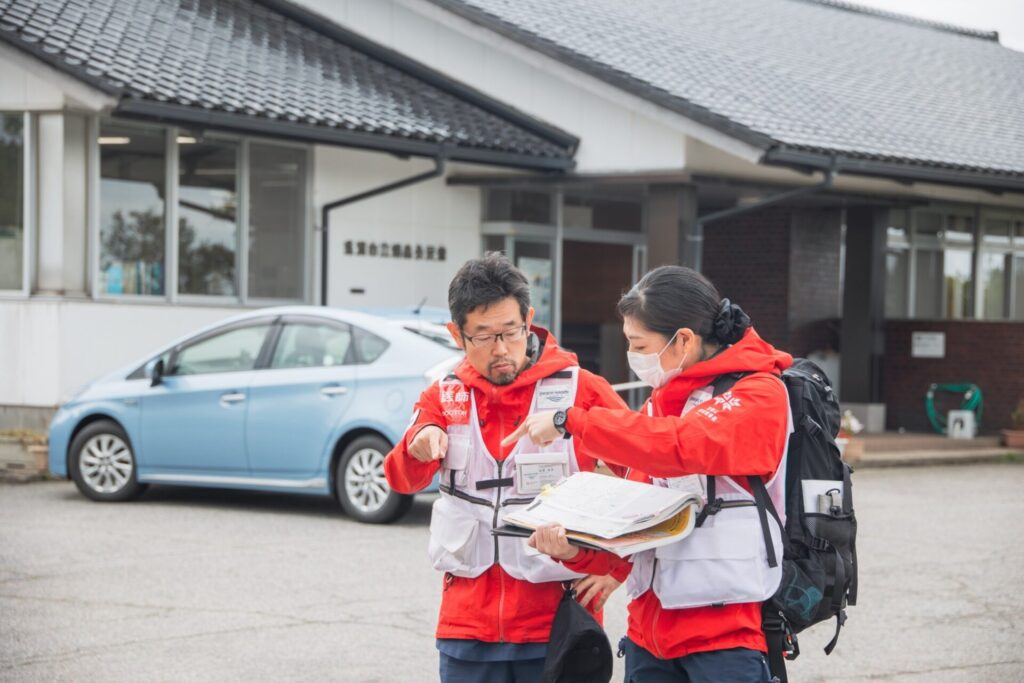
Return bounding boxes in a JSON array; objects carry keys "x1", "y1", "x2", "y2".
[{"x1": 711, "y1": 358, "x2": 857, "y2": 683}]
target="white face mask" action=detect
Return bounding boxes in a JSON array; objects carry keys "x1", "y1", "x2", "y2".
[{"x1": 627, "y1": 333, "x2": 688, "y2": 389}]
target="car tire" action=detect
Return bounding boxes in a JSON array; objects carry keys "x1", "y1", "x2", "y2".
[
  {"x1": 335, "y1": 435, "x2": 412, "y2": 524},
  {"x1": 68, "y1": 420, "x2": 146, "y2": 502}
]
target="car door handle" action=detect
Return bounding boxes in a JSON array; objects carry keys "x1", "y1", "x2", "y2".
[
  {"x1": 220, "y1": 392, "x2": 246, "y2": 404},
  {"x1": 320, "y1": 385, "x2": 349, "y2": 397}
]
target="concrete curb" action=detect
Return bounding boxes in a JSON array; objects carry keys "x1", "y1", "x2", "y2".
[{"x1": 849, "y1": 448, "x2": 1024, "y2": 468}]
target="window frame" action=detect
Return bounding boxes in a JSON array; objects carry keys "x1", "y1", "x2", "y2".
[
  {"x1": 0, "y1": 111, "x2": 33, "y2": 298},
  {"x1": 91, "y1": 117, "x2": 312, "y2": 306},
  {"x1": 164, "y1": 316, "x2": 280, "y2": 377},
  {"x1": 885, "y1": 204, "x2": 1024, "y2": 322},
  {"x1": 979, "y1": 208, "x2": 1024, "y2": 320}
]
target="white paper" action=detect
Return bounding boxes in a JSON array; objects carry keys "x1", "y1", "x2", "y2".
[
  {"x1": 802, "y1": 479, "x2": 844, "y2": 514},
  {"x1": 504, "y1": 471, "x2": 699, "y2": 539}
]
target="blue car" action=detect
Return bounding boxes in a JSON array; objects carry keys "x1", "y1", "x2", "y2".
[{"x1": 48, "y1": 307, "x2": 459, "y2": 523}]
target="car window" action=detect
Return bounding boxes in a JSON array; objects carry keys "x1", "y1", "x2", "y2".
[
  {"x1": 352, "y1": 326, "x2": 390, "y2": 363},
  {"x1": 271, "y1": 323, "x2": 353, "y2": 369},
  {"x1": 170, "y1": 324, "x2": 272, "y2": 376}
]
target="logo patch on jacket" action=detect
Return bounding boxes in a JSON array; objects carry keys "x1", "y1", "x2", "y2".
[{"x1": 440, "y1": 381, "x2": 471, "y2": 425}]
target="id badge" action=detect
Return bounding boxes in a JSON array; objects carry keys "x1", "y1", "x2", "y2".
[
  {"x1": 514, "y1": 452, "x2": 569, "y2": 495},
  {"x1": 652, "y1": 474, "x2": 705, "y2": 499}
]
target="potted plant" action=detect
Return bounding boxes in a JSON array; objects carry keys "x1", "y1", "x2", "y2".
[{"x1": 1003, "y1": 400, "x2": 1024, "y2": 449}]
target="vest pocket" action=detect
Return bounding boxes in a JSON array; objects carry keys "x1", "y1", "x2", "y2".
[
  {"x1": 427, "y1": 496, "x2": 483, "y2": 576},
  {"x1": 652, "y1": 514, "x2": 779, "y2": 609}
]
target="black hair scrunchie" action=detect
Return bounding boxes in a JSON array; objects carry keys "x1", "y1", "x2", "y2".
[{"x1": 712, "y1": 298, "x2": 750, "y2": 345}]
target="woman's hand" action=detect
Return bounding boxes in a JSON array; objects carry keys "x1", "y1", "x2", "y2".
[
  {"x1": 573, "y1": 574, "x2": 622, "y2": 611},
  {"x1": 527, "y1": 523, "x2": 580, "y2": 561},
  {"x1": 501, "y1": 410, "x2": 561, "y2": 448}
]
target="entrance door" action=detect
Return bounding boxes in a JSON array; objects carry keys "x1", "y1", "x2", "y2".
[{"x1": 560, "y1": 240, "x2": 637, "y2": 383}]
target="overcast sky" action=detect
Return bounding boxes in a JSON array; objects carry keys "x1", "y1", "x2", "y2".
[{"x1": 852, "y1": 0, "x2": 1024, "y2": 51}]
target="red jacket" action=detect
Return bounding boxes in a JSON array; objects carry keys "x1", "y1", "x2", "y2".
[
  {"x1": 562, "y1": 327, "x2": 792, "y2": 659},
  {"x1": 384, "y1": 327, "x2": 630, "y2": 643}
]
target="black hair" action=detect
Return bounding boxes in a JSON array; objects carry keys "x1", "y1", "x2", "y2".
[
  {"x1": 448, "y1": 252, "x2": 531, "y2": 329},
  {"x1": 617, "y1": 266, "x2": 750, "y2": 346}
]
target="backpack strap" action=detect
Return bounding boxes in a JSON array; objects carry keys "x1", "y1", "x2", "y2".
[
  {"x1": 748, "y1": 475, "x2": 780, "y2": 568},
  {"x1": 695, "y1": 475, "x2": 720, "y2": 527}
]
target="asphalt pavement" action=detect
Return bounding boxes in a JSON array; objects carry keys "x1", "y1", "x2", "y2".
[{"x1": 1, "y1": 463, "x2": 1022, "y2": 682}]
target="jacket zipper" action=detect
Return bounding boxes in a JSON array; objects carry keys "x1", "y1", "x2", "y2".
[{"x1": 494, "y1": 441, "x2": 505, "y2": 643}]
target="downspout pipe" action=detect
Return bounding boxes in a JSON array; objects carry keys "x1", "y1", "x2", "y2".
[
  {"x1": 319, "y1": 154, "x2": 447, "y2": 306},
  {"x1": 692, "y1": 163, "x2": 837, "y2": 271}
]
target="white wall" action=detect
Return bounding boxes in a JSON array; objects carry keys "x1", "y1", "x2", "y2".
[
  {"x1": 315, "y1": 146, "x2": 482, "y2": 310},
  {"x1": 0, "y1": 300, "x2": 244, "y2": 407},
  {"x1": 0, "y1": 41, "x2": 116, "y2": 111},
  {"x1": 294, "y1": 0, "x2": 695, "y2": 174}
]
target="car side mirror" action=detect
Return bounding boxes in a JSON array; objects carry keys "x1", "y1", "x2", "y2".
[{"x1": 145, "y1": 358, "x2": 165, "y2": 387}]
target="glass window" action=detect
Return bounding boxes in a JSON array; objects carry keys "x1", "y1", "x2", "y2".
[
  {"x1": 913, "y1": 250, "x2": 942, "y2": 319},
  {"x1": 915, "y1": 212, "x2": 943, "y2": 237},
  {"x1": 170, "y1": 324, "x2": 271, "y2": 375},
  {"x1": 352, "y1": 326, "x2": 389, "y2": 363},
  {"x1": 983, "y1": 218, "x2": 1012, "y2": 247},
  {"x1": 483, "y1": 235, "x2": 507, "y2": 255},
  {"x1": 980, "y1": 252, "x2": 1008, "y2": 320},
  {"x1": 1014, "y1": 256, "x2": 1024, "y2": 321},
  {"x1": 485, "y1": 190, "x2": 552, "y2": 224},
  {"x1": 945, "y1": 214, "x2": 974, "y2": 244},
  {"x1": 178, "y1": 138, "x2": 238, "y2": 296},
  {"x1": 0, "y1": 113, "x2": 23, "y2": 290},
  {"x1": 514, "y1": 240, "x2": 553, "y2": 329},
  {"x1": 249, "y1": 143, "x2": 306, "y2": 300},
  {"x1": 99, "y1": 123, "x2": 166, "y2": 296},
  {"x1": 943, "y1": 250, "x2": 973, "y2": 319},
  {"x1": 270, "y1": 323, "x2": 352, "y2": 369},
  {"x1": 885, "y1": 250, "x2": 908, "y2": 318},
  {"x1": 563, "y1": 194, "x2": 643, "y2": 232}
]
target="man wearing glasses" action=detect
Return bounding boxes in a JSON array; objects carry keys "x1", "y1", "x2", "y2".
[{"x1": 384, "y1": 252, "x2": 630, "y2": 682}]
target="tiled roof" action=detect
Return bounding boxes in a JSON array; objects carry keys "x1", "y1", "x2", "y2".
[
  {"x1": 429, "y1": 0, "x2": 1024, "y2": 187},
  {"x1": 0, "y1": 0, "x2": 576, "y2": 169}
]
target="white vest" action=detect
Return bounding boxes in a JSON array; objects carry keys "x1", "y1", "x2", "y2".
[
  {"x1": 427, "y1": 367, "x2": 586, "y2": 583},
  {"x1": 625, "y1": 378, "x2": 792, "y2": 609}
]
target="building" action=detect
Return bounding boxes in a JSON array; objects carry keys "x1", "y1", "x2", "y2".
[{"x1": 2, "y1": 0, "x2": 1022, "y2": 434}]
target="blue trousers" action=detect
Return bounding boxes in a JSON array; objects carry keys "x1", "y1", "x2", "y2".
[
  {"x1": 439, "y1": 653, "x2": 545, "y2": 683},
  {"x1": 623, "y1": 639, "x2": 773, "y2": 683}
]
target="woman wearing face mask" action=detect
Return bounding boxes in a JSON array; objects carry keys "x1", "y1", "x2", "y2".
[{"x1": 502, "y1": 265, "x2": 792, "y2": 683}]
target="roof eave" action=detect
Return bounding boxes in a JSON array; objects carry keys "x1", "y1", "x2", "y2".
[
  {"x1": 115, "y1": 99, "x2": 575, "y2": 172},
  {"x1": 764, "y1": 146, "x2": 1024, "y2": 194},
  {"x1": 256, "y1": 0, "x2": 580, "y2": 155}
]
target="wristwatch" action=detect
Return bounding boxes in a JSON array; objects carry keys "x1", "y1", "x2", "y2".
[{"x1": 553, "y1": 409, "x2": 570, "y2": 438}]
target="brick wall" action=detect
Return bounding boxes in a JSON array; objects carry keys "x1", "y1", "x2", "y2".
[
  {"x1": 703, "y1": 206, "x2": 841, "y2": 357},
  {"x1": 788, "y1": 209, "x2": 842, "y2": 356},
  {"x1": 883, "y1": 320, "x2": 1024, "y2": 433},
  {"x1": 702, "y1": 207, "x2": 791, "y2": 350}
]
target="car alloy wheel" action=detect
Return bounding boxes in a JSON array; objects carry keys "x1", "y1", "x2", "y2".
[
  {"x1": 68, "y1": 419, "x2": 146, "y2": 502},
  {"x1": 336, "y1": 435, "x2": 412, "y2": 524},
  {"x1": 79, "y1": 434, "x2": 134, "y2": 494}
]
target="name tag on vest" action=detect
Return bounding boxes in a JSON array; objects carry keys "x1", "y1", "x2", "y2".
[{"x1": 515, "y1": 453, "x2": 570, "y2": 495}]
